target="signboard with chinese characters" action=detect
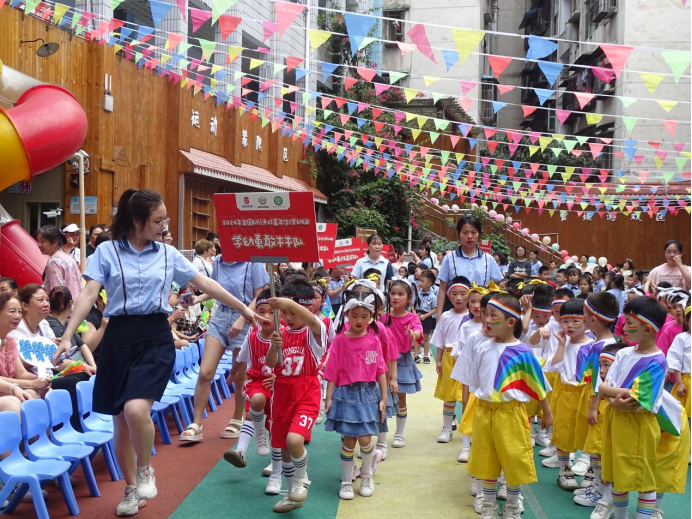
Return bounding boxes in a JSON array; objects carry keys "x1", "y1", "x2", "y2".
[
  {"x1": 479, "y1": 239, "x2": 492, "y2": 254},
  {"x1": 382, "y1": 243, "x2": 396, "y2": 263},
  {"x1": 17, "y1": 336, "x2": 60, "y2": 378},
  {"x1": 317, "y1": 223, "x2": 338, "y2": 263},
  {"x1": 70, "y1": 196, "x2": 98, "y2": 214},
  {"x1": 321, "y1": 237, "x2": 363, "y2": 270},
  {"x1": 213, "y1": 192, "x2": 319, "y2": 263}
]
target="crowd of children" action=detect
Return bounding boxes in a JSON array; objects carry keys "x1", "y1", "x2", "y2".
[{"x1": 198, "y1": 245, "x2": 690, "y2": 519}]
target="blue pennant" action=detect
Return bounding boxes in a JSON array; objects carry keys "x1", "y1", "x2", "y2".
[
  {"x1": 526, "y1": 35, "x2": 558, "y2": 60},
  {"x1": 537, "y1": 61, "x2": 563, "y2": 88},
  {"x1": 321, "y1": 62, "x2": 339, "y2": 82}
]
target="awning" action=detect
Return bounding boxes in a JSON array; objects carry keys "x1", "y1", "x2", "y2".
[
  {"x1": 180, "y1": 148, "x2": 328, "y2": 203},
  {"x1": 518, "y1": 8, "x2": 537, "y2": 29}
]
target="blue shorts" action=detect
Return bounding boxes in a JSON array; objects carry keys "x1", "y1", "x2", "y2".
[{"x1": 207, "y1": 306, "x2": 248, "y2": 350}]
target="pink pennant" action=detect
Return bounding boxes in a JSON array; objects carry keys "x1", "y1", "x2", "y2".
[
  {"x1": 497, "y1": 84, "x2": 515, "y2": 95},
  {"x1": 600, "y1": 138, "x2": 613, "y2": 144},
  {"x1": 591, "y1": 66, "x2": 616, "y2": 83},
  {"x1": 663, "y1": 120, "x2": 678, "y2": 137},
  {"x1": 41, "y1": 8, "x2": 52, "y2": 20},
  {"x1": 393, "y1": 125, "x2": 402, "y2": 135},
  {"x1": 190, "y1": 8, "x2": 212, "y2": 32},
  {"x1": 219, "y1": 15, "x2": 242, "y2": 41},
  {"x1": 556, "y1": 109, "x2": 571, "y2": 125},
  {"x1": 449, "y1": 134, "x2": 460, "y2": 148},
  {"x1": 374, "y1": 83, "x2": 391, "y2": 95},
  {"x1": 458, "y1": 97, "x2": 472, "y2": 113},
  {"x1": 165, "y1": 32, "x2": 185, "y2": 51},
  {"x1": 673, "y1": 142, "x2": 685, "y2": 152},
  {"x1": 522, "y1": 105, "x2": 538, "y2": 117},
  {"x1": 599, "y1": 44, "x2": 633, "y2": 78},
  {"x1": 357, "y1": 102, "x2": 369, "y2": 113},
  {"x1": 459, "y1": 81, "x2": 477, "y2": 96},
  {"x1": 634, "y1": 154, "x2": 645, "y2": 165},
  {"x1": 344, "y1": 77, "x2": 358, "y2": 90},
  {"x1": 78, "y1": 12, "x2": 97, "y2": 26},
  {"x1": 655, "y1": 150, "x2": 669, "y2": 161},
  {"x1": 487, "y1": 55, "x2": 512, "y2": 78},
  {"x1": 574, "y1": 92, "x2": 596, "y2": 109},
  {"x1": 357, "y1": 67, "x2": 377, "y2": 81},
  {"x1": 275, "y1": 1, "x2": 304, "y2": 37},
  {"x1": 528, "y1": 132, "x2": 541, "y2": 145},
  {"x1": 263, "y1": 21, "x2": 279, "y2": 41},
  {"x1": 507, "y1": 130, "x2": 523, "y2": 144},
  {"x1": 484, "y1": 128, "x2": 497, "y2": 139},
  {"x1": 407, "y1": 24, "x2": 437, "y2": 63},
  {"x1": 285, "y1": 56, "x2": 303, "y2": 72},
  {"x1": 588, "y1": 143, "x2": 604, "y2": 158},
  {"x1": 508, "y1": 143, "x2": 519, "y2": 157},
  {"x1": 397, "y1": 42, "x2": 417, "y2": 55},
  {"x1": 394, "y1": 111, "x2": 406, "y2": 124},
  {"x1": 321, "y1": 97, "x2": 332, "y2": 109}
]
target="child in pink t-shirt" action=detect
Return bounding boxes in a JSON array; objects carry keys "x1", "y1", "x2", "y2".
[{"x1": 324, "y1": 291, "x2": 387, "y2": 501}]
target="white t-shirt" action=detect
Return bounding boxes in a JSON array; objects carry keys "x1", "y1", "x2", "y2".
[
  {"x1": 431, "y1": 310, "x2": 468, "y2": 349},
  {"x1": 667, "y1": 332, "x2": 691, "y2": 374},
  {"x1": 545, "y1": 337, "x2": 593, "y2": 386},
  {"x1": 648, "y1": 263, "x2": 691, "y2": 290},
  {"x1": 451, "y1": 330, "x2": 492, "y2": 385},
  {"x1": 9, "y1": 319, "x2": 58, "y2": 374},
  {"x1": 468, "y1": 339, "x2": 552, "y2": 403},
  {"x1": 451, "y1": 319, "x2": 482, "y2": 359},
  {"x1": 192, "y1": 256, "x2": 213, "y2": 277},
  {"x1": 605, "y1": 347, "x2": 667, "y2": 413}
]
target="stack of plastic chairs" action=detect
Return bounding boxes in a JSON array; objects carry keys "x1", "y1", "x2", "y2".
[{"x1": 0, "y1": 411, "x2": 80, "y2": 519}]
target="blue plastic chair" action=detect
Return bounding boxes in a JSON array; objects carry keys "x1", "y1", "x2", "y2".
[
  {"x1": 160, "y1": 394, "x2": 184, "y2": 434},
  {"x1": 75, "y1": 381, "x2": 114, "y2": 434},
  {"x1": 21, "y1": 399, "x2": 100, "y2": 497},
  {"x1": 0, "y1": 412, "x2": 79, "y2": 519},
  {"x1": 183, "y1": 347, "x2": 223, "y2": 406},
  {"x1": 45, "y1": 390, "x2": 120, "y2": 482}
]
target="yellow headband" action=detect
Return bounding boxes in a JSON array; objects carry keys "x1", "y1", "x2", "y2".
[
  {"x1": 366, "y1": 272, "x2": 382, "y2": 283},
  {"x1": 488, "y1": 281, "x2": 507, "y2": 294},
  {"x1": 517, "y1": 279, "x2": 548, "y2": 291},
  {"x1": 468, "y1": 282, "x2": 490, "y2": 296}
]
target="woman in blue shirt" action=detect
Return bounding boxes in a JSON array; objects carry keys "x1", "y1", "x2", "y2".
[{"x1": 54, "y1": 190, "x2": 262, "y2": 517}]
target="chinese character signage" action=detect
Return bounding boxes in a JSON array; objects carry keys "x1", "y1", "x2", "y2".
[
  {"x1": 322, "y1": 237, "x2": 364, "y2": 269},
  {"x1": 214, "y1": 192, "x2": 319, "y2": 263},
  {"x1": 70, "y1": 196, "x2": 98, "y2": 215},
  {"x1": 479, "y1": 239, "x2": 492, "y2": 254},
  {"x1": 382, "y1": 244, "x2": 396, "y2": 263},
  {"x1": 17, "y1": 336, "x2": 60, "y2": 377},
  {"x1": 317, "y1": 223, "x2": 338, "y2": 263}
]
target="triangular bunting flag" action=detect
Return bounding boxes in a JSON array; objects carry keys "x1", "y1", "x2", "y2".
[
  {"x1": 275, "y1": 1, "x2": 304, "y2": 37},
  {"x1": 488, "y1": 55, "x2": 512, "y2": 78},
  {"x1": 407, "y1": 24, "x2": 437, "y2": 63},
  {"x1": 149, "y1": 0, "x2": 173, "y2": 29},
  {"x1": 639, "y1": 72, "x2": 665, "y2": 94},
  {"x1": 344, "y1": 12, "x2": 376, "y2": 56},
  {"x1": 451, "y1": 29, "x2": 485, "y2": 67},
  {"x1": 218, "y1": 14, "x2": 242, "y2": 41},
  {"x1": 660, "y1": 49, "x2": 691, "y2": 83},
  {"x1": 307, "y1": 30, "x2": 331, "y2": 52},
  {"x1": 600, "y1": 44, "x2": 633, "y2": 78}
]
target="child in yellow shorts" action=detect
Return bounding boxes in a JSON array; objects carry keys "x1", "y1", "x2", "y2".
[
  {"x1": 599, "y1": 296, "x2": 668, "y2": 519},
  {"x1": 467, "y1": 293, "x2": 553, "y2": 519},
  {"x1": 668, "y1": 304, "x2": 690, "y2": 417}
]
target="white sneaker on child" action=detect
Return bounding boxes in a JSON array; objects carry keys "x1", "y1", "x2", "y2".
[
  {"x1": 557, "y1": 470, "x2": 580, "y2": 490},
  {"x1": 437, "y1": 429, "x2": 452, "y2": 443},
  {"x1": 470, "y1": 478, "x2": 480, "y2": 496},
  {"x1": 474, "y1": 493, "x2": 485, "y2": 513},
  {"x1": 457, "y1": 445, "x2": 470, "y2": 463},
  {"x1": 572, "y1": 452, "x2": 591, "y2": 476},
  {"x1": 261, "y1": 462, "x2": 272, "y2": 477},
  {"x1": 392, "y1": 434, "x2": 405, "y2": 448},
  {"x1": 272, "y1": 497, "x2": 303, "y2": 513},
  {"x1": 265, "y1": 476, "x2": 282, "y2": 495},
  {"x1": 339, "y1": 483, "x2": 354, "y2": 500},
  {"x1": 652, "y1": 508, "x2": 663, "y2": 519},
  {"x1": 376, "y1": 443, "x2": 388, "y2": 460},
  {"x1": 581, "y1": 466, "x2": 596, "y2": 487},
  {"x1": 315, "y1": 409, "x2": 326, "y2": 425},
  {"x1": 116, "y1": 486, "x2": 145, "y2": 517},
  {"x1": 573, "y1": 487, "x2": 603, "y2": 507},
  {"x1": 542, "y1": 453, "x2": 560, "y2": 468},
  {"x1": 497, "y1": 481, "x2": 507, "y2": 501},
  {"x1": 574, "y1": 482, "x2": 595, "y2": 496},
  {"x1": 478, "y1": 501, "x2": 500, "y2": 519},
  {"x1": 535, "y1": 429, "x2": 551, "y2": 448},
  {"x1": 223, "y1": 449, "x2": 247, "y2": 468},
  {"x1": 539, "y1": 444, "x2": 556, "y2": 457},
  {"x1": 254, "y1": 430, "x2": 270, "y2": 457},
  {"x1": 503, "y1": 502, "x2": 522, "y2": 519},
  {"x1": 288, "y1": 477, "x2": 310, "y2": 502},
  {"x1": 135, "y1": 465, "x2": 157, "y2": 500},
  {"x1": 589, "y1": 500, "x2": 614, "y2": 519},
  {"x1": 359, "y1": 475, "x2": 374, "y2": 497}
]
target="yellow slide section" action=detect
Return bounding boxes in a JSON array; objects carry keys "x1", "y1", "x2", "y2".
[{"x1": 0, "y1": 110, "x2": 32, "y2": 188}]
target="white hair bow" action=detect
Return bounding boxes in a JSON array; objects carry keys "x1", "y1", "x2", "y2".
[{"x1": 343, "y1": 294, "x2": 376, "y2": 313}]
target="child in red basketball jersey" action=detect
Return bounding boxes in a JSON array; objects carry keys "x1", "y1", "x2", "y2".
[
  {"x1": 222, "y1": 289, "x2": 283, "y2": 495},
  {"x1": 266, "y1": 278, "x2": 326, "y2": 514}
]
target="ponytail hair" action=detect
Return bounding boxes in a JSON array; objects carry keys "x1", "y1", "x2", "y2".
[{"x1": 110, "y1": 189, "x2": 165, "y2": 240}]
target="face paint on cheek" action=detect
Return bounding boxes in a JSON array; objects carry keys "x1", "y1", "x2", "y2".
[
  {"x1": 625, "y1": 326, "x2": 638, "y2": 334},
  {"x1": 489, "y1": 316, "x2": 503, "y2": 326}
]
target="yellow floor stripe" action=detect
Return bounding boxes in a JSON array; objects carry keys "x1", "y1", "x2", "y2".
[{"x1": 335, "y1": 357, "x2": 478, "y2": 518}]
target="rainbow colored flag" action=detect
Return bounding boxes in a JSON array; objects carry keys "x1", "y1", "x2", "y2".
[
  {"x1": 656, "y1": 392, "x2": 683, "y2": 436},
  {"x1": 491, "y1": 345, "x2": 548, "y2": 402},
  {"x1": 575, "y1": 341, "x2": 601, "y2": 394},
  {"x1": 624, "y1": 355, "x2": 667, "y2": 413}
]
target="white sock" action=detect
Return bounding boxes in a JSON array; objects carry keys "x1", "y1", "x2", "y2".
[
  {"x1": 236, "y1": 421, "x2": 254, "y2": 453},
  {"x1": 377, "y1": 431, "x2": 387, "y2": 448},
  {"x1": 462, "y1": 434, "x2": 471, "y2": 448},
  {"x1": 442, "y1": 401, "x2": 455, "y2": 431},
  {"x1": 271, "y1": 448, "x2": 282, "y2": 478},
  {"x1": 360, "y1": 441, "x2": 375, "y2": 476},
  {"x1": 395, "y1": 407, "x2": 407, "y2": 436},
  {"x1": 292, "y1": 450, "x2": 308, "y2": 480},
  {"x1": 340, "y1": 445, "x2": 354, "y2": 483},
  {"x1": 282, "y1": 461, "x2": 295, "y2": 490},
  {"x1": 250, "y1": 408, "x2": 265, "y2": 435}
]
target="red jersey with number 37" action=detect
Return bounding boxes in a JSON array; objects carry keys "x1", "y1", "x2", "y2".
[{"x1": 275, "y1": 318, "x2": 326, "y2": 379}]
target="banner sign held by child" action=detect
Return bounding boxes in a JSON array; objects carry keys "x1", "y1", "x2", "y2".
[
  {"x1": 322, "y1": 237, "x2": 363, "y2": 269},
  {"x1": 317, "y1": 222, "x2": 338, "y2": 263}
]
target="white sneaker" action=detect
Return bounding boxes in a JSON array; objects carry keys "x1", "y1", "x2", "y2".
[
  {"x1": 272, "y1": 497, "x2": 303, "y2": 513},
  {"x1": 479, "y1": 500, "x2": 500, "y2": 519},
  {"x1": 458, "y1": 444, "x2": 470, "y2": 463},
  {"x1": 572, "y1": 452, "x2": 591, "y2": 476},
  {"x1": 531, "y1": 431, "x2": 536, "y2": 446},
  {"x1": 261, "y1": 462, "x2": 272, "y2": 477},
  {"x1": 652, "y1": 508, "x2": 664, "y2": 519},
  {"x1": 392, "y1": 434, "x2": 405, "y2": 448},
  {"x1": 437, "y1": 429, "x2": 452, "y2": 443},
  {"x1": 574, "y1": 487, "x2": 603, "y2": 507},
  {"x1": 497, "y1": 481, "x2": 507, "y2": 501},
  {"x1": 315, "y1": 409, "x2": 326, "y2": 425},
  {"x1": 288, "y1": 477, "x2": 310, "y2": 502},
  {"x1": 503, "y1": 502, "x2": 522, "y2": 519},
  {"x1": 574, "y1": 482, "x2": 596, "y2": 496},
  {"x1": 376, "y1": 443, "x2": 388, "y2": 460},
  {"x1": 535, "y1": 429, "x2": 551, "y2": 447},
  {"x1": 581, "y1": 466, "x2": 596, "y2": 487},
  {"x1": 471, "y1": 478, "x2": 481, "y2": 496},
  {"x1": 474, "y1": 492, "x2": 485, "y2": 513},
  {"x1": 254, "y1": 430, "x2": 270, "y2": 457},
  {"x1": 590, "y1": 500, "x2": 614, "y2": 519},
  {"x1": 542, "y1": 453, "x2": 560, "y2": 468},
  {"x1": 371, "y1": 449, "x2": 384, "y2": 474},
  {"x1": 135, "y1": 465, "x2": 157, "y2": 500},
  {"x1": 116, "y1": 485, "x2": 145, "y2": 517},
  {"x1": 223, "y1": 449, "x2": 247, "y2": 468},
  {"x1": 539, "y1": 444, "x2": 556, "y2": 457},
  {"x1": 557, "y1": 470, "x2": 580, "y2": 490},
  {"x1": 359, "y1": 475, "x2": 374, "y2": 497},
  {"x1": 265, "y1": 476, "x2": 282, "y2": 495},
  {"x1": 339, "y1": 483, "x2": 354, "y2": 500}
]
